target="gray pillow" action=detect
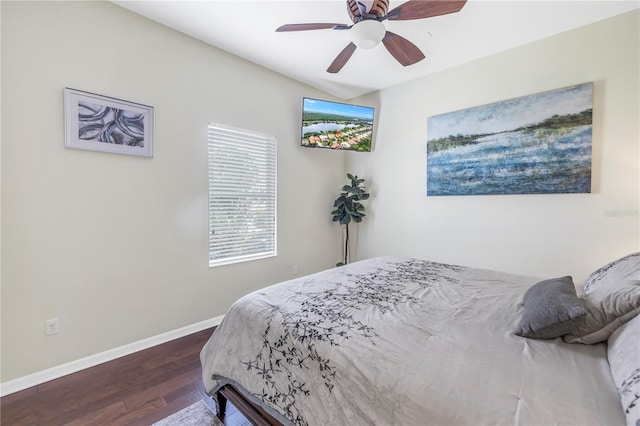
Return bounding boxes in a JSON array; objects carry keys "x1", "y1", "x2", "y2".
[{"x1": 517, "y1": 276, "x2": 587, "y2": 339}]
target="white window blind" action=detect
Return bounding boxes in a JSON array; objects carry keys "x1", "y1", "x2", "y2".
[{"x1": 208, "y1": 123, "x2": 277, "y2": 267}]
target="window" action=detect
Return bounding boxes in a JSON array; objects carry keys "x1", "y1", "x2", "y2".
[{"x1": 208, "y1": 123, "x2": 277, "y2": 267}]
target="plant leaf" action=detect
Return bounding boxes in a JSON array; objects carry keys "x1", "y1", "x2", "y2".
[{"x1": 334, "y1": 174, "x2": 370, "y2": 227}]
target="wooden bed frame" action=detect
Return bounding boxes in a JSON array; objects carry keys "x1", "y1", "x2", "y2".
[{"x1": 214, "y1": 384, "x2": 282, "y2": 426}]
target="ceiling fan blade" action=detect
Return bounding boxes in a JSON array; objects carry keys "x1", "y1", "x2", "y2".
[
  {"x1": 385, "y1": 0, "x2": 467, "y2": 21},
  {"x1": 382, "y1": 31, "x2": 425, "y2": 66},
  {"x1": 276, "y1": 23, "x2": 351, "y2": 32},
  {"x1": 327, "y1": 43, "x2": 357, "y2": 73}
]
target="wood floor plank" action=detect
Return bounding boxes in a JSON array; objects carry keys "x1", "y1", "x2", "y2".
[
  {"x1": 63, "y1": 400, "x2": 129, "y2": 426},
  {"x1": 0, "y1": 327, "x2": 253, "y2": 426},
  {"x1": 131, "y1": 389, "x2": 203, "y2": 426},
  {"x1": 0, "y1": 385, "x2": 38, "y2": 405},
  {"x1": 123, "y1": 365, "x2": 202, "y2": 409},
  {"x1": 162, "y1": 378, "x2": 204, "y2": 406},
  {"x1": 7, "y1": 361, "x2": 183, "y2": 425},
  {"x1": 106, "y1": 397, "x2": 168, "y2": 426}
]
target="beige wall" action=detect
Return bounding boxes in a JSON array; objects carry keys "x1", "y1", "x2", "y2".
[
  {"x1": 2, "y1": 2, "x2": 639, "y2": 385},
  {"x1": 1, "y1": 1, "x2": 345, "y2": 382},
  {"x1": 349, "y1": 10, "x2": 639, "y2": 280},
  {"x1": 0, "y1": 1, "x2": 3, "y2": 380}
]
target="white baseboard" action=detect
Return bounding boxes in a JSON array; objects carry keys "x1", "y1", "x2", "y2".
[{"x1": 0, "y1": 315, "x2": 224, "y2": 397}]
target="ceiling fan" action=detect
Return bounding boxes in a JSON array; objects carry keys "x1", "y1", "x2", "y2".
[{"x1": 276, "y1": 0, "x2": 467, "y2": 73}]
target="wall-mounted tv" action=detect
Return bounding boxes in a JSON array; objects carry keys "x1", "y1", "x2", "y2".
[{"x1": 301, "y1": 97, "x2": 374, "y2": 152}]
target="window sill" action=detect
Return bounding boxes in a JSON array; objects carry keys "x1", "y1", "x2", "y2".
[{"x1": 209, "y1": 251, "x2": 277, "y2": 268}]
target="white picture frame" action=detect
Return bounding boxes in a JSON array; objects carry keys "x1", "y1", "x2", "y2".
[{"x1": 64, "y1": 87, "x2": 154, "y2": 157}]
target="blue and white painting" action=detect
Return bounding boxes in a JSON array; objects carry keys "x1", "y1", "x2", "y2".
[{"x1": 426, "y1": 83, "x2": 593, "y2": 196}]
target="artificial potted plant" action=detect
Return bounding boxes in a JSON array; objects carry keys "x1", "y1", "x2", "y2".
[{"x1": 332, "y1": 173, "x2": 369, "y2": 266}]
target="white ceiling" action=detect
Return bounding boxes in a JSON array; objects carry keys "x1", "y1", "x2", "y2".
[{"x1": 113, "y1": 0, "x2": 639, "y2": 100}]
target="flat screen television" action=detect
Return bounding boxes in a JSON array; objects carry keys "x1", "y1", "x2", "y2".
[{"x1": 301, "y1": 97, "x2": 374, "y2": 152}]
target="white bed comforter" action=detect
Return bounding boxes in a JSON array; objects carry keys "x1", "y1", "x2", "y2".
[{"x1": 200, "y1": 256, "x2": 626, "y2": 425}]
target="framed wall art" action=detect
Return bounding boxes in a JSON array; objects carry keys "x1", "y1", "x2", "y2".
[
  {"x1": 426, "y1": 82, "x2": 592, "y2": 196},
  {"x1": 64, "y1": 88, "x2": 154, "y2": 157}
]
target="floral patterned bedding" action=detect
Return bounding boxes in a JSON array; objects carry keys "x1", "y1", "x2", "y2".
[{"x1": 200, "y1": 256, "x2": 626, "y2": 425}]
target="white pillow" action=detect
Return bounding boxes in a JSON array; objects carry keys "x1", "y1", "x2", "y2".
[
  {"x1": 583, "y1": 253, "x2": 640, "y2": 294},
  {"x1": 607, "y1": 313, "x2": 640, "y2": 426},
  {"x1": 563, "y1": 281, "x2": 640, "y2": 344}
]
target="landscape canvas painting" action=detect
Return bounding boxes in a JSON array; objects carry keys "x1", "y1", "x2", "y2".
[{"x1": 426, "y1": 83, "x2": 593, "y2": 196}]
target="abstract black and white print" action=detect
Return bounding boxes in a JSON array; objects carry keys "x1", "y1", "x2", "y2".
[
  {"x1": 64, "y1": 88, "x2": 153, "y2": 156},
  {"x1": 241, "y1": 259, "x2": 463, "y2": 425},
  {"x1": 78, "y1": 101, "x2": 145, "y2": 147}
]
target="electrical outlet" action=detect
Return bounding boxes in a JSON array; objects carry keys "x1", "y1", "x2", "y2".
[
  {"x1": 45, "y1": 318, "x2": 59, "y2": 336},
  {"x1": 292, "y1": 265, "x2": 299, "y2": 276}
]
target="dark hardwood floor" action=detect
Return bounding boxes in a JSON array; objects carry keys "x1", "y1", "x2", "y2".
[{"x1": 1, "y1": 328, "x2": 250, "y2": 426}]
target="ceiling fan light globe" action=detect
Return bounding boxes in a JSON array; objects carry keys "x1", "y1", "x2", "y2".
[{"x1": 351, "y1": 20, "x2": 385, "y2": 49}]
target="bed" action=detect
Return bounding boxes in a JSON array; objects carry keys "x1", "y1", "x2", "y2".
[{"x1": 200, "y1": 254, "x2": 640, "y2": 426}]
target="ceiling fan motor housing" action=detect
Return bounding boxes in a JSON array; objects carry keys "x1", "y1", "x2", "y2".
[{"x1": 347, "y1": 0, "x2": 390, "y2": 23}]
